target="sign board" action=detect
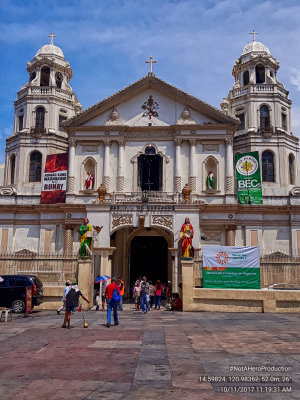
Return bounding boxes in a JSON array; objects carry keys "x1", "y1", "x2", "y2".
[
  {"x1": 235, "y1": 151, "x2": 263, "y2": 205},
  {"x1": 41, "y1": 153, "x2": 68, "y2": 204},
  {"x1": 25, "y1": 286, "x2": 32, "y2": 315},
  {"x1": 203, "y1": 246, "x2": 260, "y2": 289}
]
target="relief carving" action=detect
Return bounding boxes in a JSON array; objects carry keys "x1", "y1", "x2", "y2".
[
  {"x1": 152, "y1": 215, "x2": 173, "y2": 230},
  {"x1": 82, "y1": 145, "x2": 98, "y2": 153},
  {"x1": 112, "y1": 215, "x2": 133, "y2": 229},
  {"x1": 203, "y1": 144, "x2": 219, "y2": 152},
  {"x1": 203, "y1": 231, "x2": 222, "y2": 241}
]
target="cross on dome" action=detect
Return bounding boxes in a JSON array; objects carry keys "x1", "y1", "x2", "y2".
[
  {"x1": 146, "y1": 56, "x2": 157, "y2": 74},
  {"x1": 48, "y1": 33, "x2": 56, "y2": 45},
  {"x1": 249, "y1": 29, "x2": 258, "y2": 42}
]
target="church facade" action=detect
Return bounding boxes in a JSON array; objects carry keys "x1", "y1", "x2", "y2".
[{"x1": 1, "y1": 34, "x2": 300, "y2": 289}]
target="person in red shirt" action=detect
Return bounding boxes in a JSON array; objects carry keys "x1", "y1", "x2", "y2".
[
  {"x1": 118, "y1": 276, "x2": 125, "y2": 311},
  {"x1": 105, "y1": 277, "x2": 120, "y2": 328}
]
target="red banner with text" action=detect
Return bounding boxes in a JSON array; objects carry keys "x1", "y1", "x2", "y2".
[{"x1": 41, "y1": 153, "x2": 68, "y2": 204}]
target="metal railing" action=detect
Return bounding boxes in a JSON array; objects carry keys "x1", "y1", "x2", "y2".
[{"x1": 0, "y1": 251, "x2": 78, "y2": 286}]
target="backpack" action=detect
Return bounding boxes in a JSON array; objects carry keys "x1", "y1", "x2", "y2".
[
  {"x1": 66, "y1": 288, "x2": 78, "y2": 307},
  {"x1": 111, "y1": 285, "x2": 121, "y2": 303}
]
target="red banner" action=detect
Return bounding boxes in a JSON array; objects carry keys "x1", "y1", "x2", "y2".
[{"x1": 41, "y1": 153, "x2": 68, "y2": 204}]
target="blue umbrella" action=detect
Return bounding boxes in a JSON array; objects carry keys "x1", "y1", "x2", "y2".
[{"x1": 94, "y1": 275, "x2": 110, "y2": 284}]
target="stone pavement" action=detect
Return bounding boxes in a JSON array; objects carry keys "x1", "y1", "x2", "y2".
[{"x1": 0, "y1": 306, "x2": 299, "y2": 400}]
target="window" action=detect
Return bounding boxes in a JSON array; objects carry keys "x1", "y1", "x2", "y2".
[
  {"x1": 243, "y1": 71, "x2": 249, "y2": 86},
  {"x1": 138, "y1": 147, "x2": 162, "y2": 191},
  {"x1": 282, "y1": 113, "x2": 287, "y2": 130},
  {"x1": 40, "y1": 66, "x2": 50, "y2": 86},
  {"x1": 145, "y1": 146, "x2": 156, "y2": 155},
  {"x1": 260, "y1": 105, "x2": 270, "y2": 130},
  {"x1": 35, "y1": 107, "x2": 45, "y2": 129},
  {"x1": 289, "y1": 154, "x2": 295, "y2": 185},
  {"x1": 18, "y1": 115, "x2": 23, "y2": 131},
  {"x1": 262, "y1": 151, "x2": 274, "y2": 182},
  {"x1": 59, "y1": 115, "x2": 67, "y2": 131},
  {"x1": 256, "y1": 64, "x2": 265, "y2": 83},
  {"x1": 10, "y1": 154, "x2": 15, "y2": 185},
  {"x1": 236, "y1": 113, "x2": 245, "y2": 130},
  {"x1": 29, "y1": 151, "x2": 42, "y2": 182}
]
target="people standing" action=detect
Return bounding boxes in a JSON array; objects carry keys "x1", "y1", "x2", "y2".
[
  {"x1": 154, "y1": 280, "x2": 162, "y2": 310},
  {"x1": 118, "y1": 276, "x2": 125, "y2": 311},
  {"x1": 149, "y1": 281, "x2": 155, "y2": 310},
  {"x1": 105, "y1": 277, "x2": 120, "y2": 327},
  {"x1": 133, "y1": 281, "x2": 141, "y2": 311},
  {"x1": 57, "y1": 280, "x2": 71, "y2": 314},
  {"x1": 61, "y1": 284, "x2": 89, "y2": 329},
  {"x1": 95, "y1": 291, "x2": 100, "y2": 311},
  {"x1": 101, "y1": 280, "x2": 107, "y2": 311},
  {"x1": 140, "y1": 276, "x2": 150, "y2": 313}
]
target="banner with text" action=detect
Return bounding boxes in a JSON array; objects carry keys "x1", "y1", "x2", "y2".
[
  {"x1": 41, "y1": 153, "x2": 68, "y2": 204},
  {"x1": 203, "y1": 246, "x2": 260, "y2": 289},
  {"x1": 235, "y1": 151, "x2": 263, "y2": 205}
]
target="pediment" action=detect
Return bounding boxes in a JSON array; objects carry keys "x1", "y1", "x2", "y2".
[{"x1": 65, "y1": 74, "x2": 237, "y2": 129}]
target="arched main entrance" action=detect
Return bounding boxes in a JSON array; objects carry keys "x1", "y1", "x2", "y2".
[{"x1": 129, "y1": 236, "x2": 168, "y2": 285}]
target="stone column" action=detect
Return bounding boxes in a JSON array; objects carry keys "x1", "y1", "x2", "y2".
[
  {"x1": 63, "y1": 224, "x2": 75, "y2": 254},
  {"x1": 103, "y1": 139, "x2": 110, "y2": 192},
  {"x1": 181, "y1": 259, "x2": 194, "y2": 311},
  {"x1": 68, "y1": 139, "x2": 76, "y2": 193},
  {"x1": 225, "y1": 137, "x2": 234, "y2": 194},
  {"x1": 189, "y1": 139, "x2": 196, "y2": 192},
  {"x1": 174, "y1": 138, "x2": 181, "y2": 192},
  {"x1": 225, "y1": 225, "x2": 237, "y2": 246},
  {"x1": 77, "y1": 260, "x2": 93, "y2": 310},
  {"x1": 117, "y1": 140, "x2": 125, "y2": 192}
]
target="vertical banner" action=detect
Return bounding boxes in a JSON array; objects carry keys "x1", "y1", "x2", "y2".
[
  {"x1": 203, "y1": 246, "x2": 260, "y2": 289},
  {"x1": 41, "y1": 153, "x2": 68, "y2": 204},
  {"x1": 235, "y1": 151, "x2": 263, "y2": 205}
]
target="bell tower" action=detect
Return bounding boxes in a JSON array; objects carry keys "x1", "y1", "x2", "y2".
[
  {"x1": 224, "y1": 31, "x2": 299, "y2": 193},
  {"x1": 4, "y1": 34, "x2": 81, "y2": 195}
]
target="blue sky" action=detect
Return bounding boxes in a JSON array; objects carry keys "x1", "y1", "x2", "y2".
[{"x1": 1, "y1": 0, "x2": 300, "y2": 163}]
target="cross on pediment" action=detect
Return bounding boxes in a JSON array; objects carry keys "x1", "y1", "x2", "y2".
[
  {"x1": 146, "y1": 56, "x2": 157, "y2": 74},
  {"x1": 48, "y1": 33, "x2": 56, "y2": 45},
  {"x1": 249, "y1": 29, "x2": 258, "y2": 42}
]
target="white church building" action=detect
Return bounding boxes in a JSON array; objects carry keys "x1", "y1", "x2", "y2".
[{"x1": 1, "y1": 33, "x2": 300, "y2": 289}]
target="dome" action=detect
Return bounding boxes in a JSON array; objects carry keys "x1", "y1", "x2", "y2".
[
  {"x1": 242, "y1": 40, "x2": 271, "y2": 56},
  {"x1": 35, "y1": 43, "x2": 64, "y2": 58}
]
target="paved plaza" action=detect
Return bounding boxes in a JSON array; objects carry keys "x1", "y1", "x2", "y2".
[{"x1": 0, "y1": 307, "x2": 299, "y2": 400}]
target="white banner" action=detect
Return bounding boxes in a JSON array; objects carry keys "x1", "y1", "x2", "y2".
[
  {"x1": 203, "y1": 246, "x2": 260, "y2": 270},
  {"x1": 42, "y1": 170, "x2": 67, "y2": 191}
]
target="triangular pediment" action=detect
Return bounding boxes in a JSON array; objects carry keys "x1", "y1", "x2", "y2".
[{"x1": 65, "y1": 74, "x2": 237, "y2": 129}]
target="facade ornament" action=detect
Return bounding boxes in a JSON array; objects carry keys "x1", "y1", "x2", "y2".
[
  {"x1": 69, "y1": 138, "x2": 77, "y2": 146},
  {"x1": 30, "y1": 126, "x2": 45, "y2": 139},
  {"x1": 152, "y1": 215, "x2": 173, "y2": 230},
  {"x1": 112, "y1": 215, "x2": 133, "y2": 229},
  {"x1": 82, "y1": 145, "x2": 98, "y2": 153},
  {"x1": 105, "y1": 107, "x2": 124, "y2": 125},
  {"x1": 182, "y1": 183, "x2": 191, "y2": 204},
  {"x1": 289, "y1": 187, "x2": 300, "y2": 196},
  {"x1": 225, "y1": 136, "x2": 233, "y2": 145},
  {"x1": 220, "y1": 98, "x2": 230, "y2": 115},
  {"x1": 203, "y1": 144, "x2": 219, "y2": 152},
  {"x1": 97, "y1": 183, "x2": 107, "y2": 203},
  {"x1": 177, "y1": 106, "x2": 196, "y2": 125},
  {"x1": 0, "y1": 187, "x2": 17, "y2": 196},
  {"x1": 174, "y1": 138, "x2": 182, "y2": 146},
  {"x1": 203, "y1": 231, "x2": 222, "y2": 242},
  {"x1": 141, "y1": 95, "x2": 159, "y2": 119}
]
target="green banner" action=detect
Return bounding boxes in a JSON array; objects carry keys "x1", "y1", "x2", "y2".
[
  {"x1": 203, "y1": 267, "x2": 261, "y2": 289},
  {"x1": 235, "y1": 151, "x2": 263, "y2": 205}
]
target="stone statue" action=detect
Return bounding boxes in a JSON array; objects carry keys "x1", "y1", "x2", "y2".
[
  {"x1": 85, "y1": 171, "x2": 94, "y2": 190},
  {"x1": 206, "y1": 170, "x2": 215, "y2": 190},
  {"x1": 79, "y1": 218, "x2": 93, "y2": 259}
]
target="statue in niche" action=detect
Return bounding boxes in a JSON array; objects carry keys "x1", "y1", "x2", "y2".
[
  {"x1": 206, "y1": 170, "x2": 215, "y2": 190},
  {"x1": 85, "y1": 171, "x2": 94, "y2": 190}
]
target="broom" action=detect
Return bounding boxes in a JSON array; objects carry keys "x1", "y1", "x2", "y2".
[{"x1": 78, "y1": 303, "x2": 89, "y2": 328}]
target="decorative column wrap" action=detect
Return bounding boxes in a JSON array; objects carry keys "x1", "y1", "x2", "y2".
[
  {"x1": 225, "y1": 224, "x2": 237, "y2": 246},
  {"x1": 64, "y1": 224, "x2": 75, "y2": 254},
  {"x1": 68, "y1": 139, "x2": 76, "y2": 193},
  {"x1": 174, "y1": 138, "x2": 182, "y2": 192},
  {"x1": 189, "y1": 139, "x2": 196, "y2": 192},
  {"x1": 103, "y1": 139, "x2": 111, "y2": 192},
  {"x1": 225, "y1": 136, "x2": 234, "y2": 194},
  {"x1": 117, "y1": 140, "x2": 125, "y2": 192}
]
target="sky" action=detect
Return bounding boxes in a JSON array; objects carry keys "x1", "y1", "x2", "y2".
[{"x1": 1, "y1": 0, "x2": 300, "y2": 163}]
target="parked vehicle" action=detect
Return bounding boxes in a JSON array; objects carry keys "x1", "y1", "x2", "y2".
[{"x1": 0, "y1": 275, "x2": 44, "y2": 313}]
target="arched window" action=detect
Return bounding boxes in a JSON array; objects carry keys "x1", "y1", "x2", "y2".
[
  {"x1": 40, "y1": 66, "x2": 50, "y2": 86},
  {"x1": 35, "y1": 107, "x2": 45, "y2": 129},
  {"x1": 138, "y1": 147, "x2": 162, "y2": 191},
  {"x1": 260, "y1": 105, "x2": 270, "y2": 130},
  {"x1": 289, "y1": 154, "x2": 295, "y2": 185},
  {"x1": 10, "y1": 154, "x2": 16, "y2": 185},
  {"x1": 29, "y1": 151, "x2": 42, "y2": 182},
  {"x1": 262, "y1": 151, "x2": 274, "y2": 182},
  {"x1": 256, "y1": 64, "x2": 265, "y2": 83},
  {"x1": 243, "y1": 71, "x2": 249, "y2": 86}
]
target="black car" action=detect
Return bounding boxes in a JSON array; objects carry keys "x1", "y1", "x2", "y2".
[{"x1": 0, "y1": 275, "x2": 44, "y2": 313}]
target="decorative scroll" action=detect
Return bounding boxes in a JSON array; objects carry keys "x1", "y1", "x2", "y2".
[
  {"x1": 112, "y1": 215, "x2": 133, "y2": 229},
  {"x1": 203, "y1": 144, "x2": 219, "y2": 152},
  {"x1": 152, "y1": 215, "x2": 173, "y2": 230},
  {"x1": 0, "y1": 187, "x2": 17, "y2": 196}
]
